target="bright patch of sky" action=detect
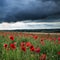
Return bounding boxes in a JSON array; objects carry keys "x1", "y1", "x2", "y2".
[{"x1": 0, "y1": 22, "x2": 60, "y2": 30}]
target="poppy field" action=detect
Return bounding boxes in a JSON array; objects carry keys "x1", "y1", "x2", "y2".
[{"x1": 0, "y1": 32, "x2": 60, "y2": 60}]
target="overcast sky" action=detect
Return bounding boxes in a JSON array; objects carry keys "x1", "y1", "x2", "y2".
[
  {"x1": 0, "y1": 0, "x2": 60, "y2": 30},
  {"x1": 0, "y1": 22, "x2": 60, "y2": 30}
]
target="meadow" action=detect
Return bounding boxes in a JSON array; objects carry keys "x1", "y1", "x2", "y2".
[{"x1": 0, "y1": 32, "x2": 60, "y2": 60}]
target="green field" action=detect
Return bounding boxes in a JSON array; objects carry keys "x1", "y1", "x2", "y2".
[{"x1": 0, "y1": 32, "x2": 60, "y2": 60}]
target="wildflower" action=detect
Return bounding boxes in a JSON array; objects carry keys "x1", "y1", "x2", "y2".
[
  {"x1": 57, "y1": 51, "x2": 60, "y2": 55},
  {"x1": 58, "y1": 37, "x2": 60, "y2": 41},
  {"x1": 10, "y1": 35, "x2": 14, "y2": 40},
  {"x1": 21, "y1": 46, "x2": 26, "y2": 52},
  {"x1": 20, "y1": 42, "x2": 25, "y2": 47},
  {"x1": 4, "y1": 44, "x2": 8, "y2": 48},
  {"x1": 40, "y1": 54, "x2": 46, "y2": 60},
  {"x1": 35, "y1": 47, "x2": 40, "y2": 53},
  {"x1": 40, "y1": 40, "x2": 45, "y2": 46},
  {"x1": 33, "y1": 35, "x2": 38, "y2": 40},
  {"x1": 30, "y1": 45, "x2": 35, "y2": 51},
  {"x1": 41, "y1": 38, "x2": 44, "y2": 41},
  {"x1": 26, "y1": 42, "x2": 31, "y2": 47},
  {"x1": 10, "y1": 43, "x2": 16, "y2": 50}
]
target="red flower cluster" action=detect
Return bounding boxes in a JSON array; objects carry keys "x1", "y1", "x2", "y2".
[
  {"x1": 20, "y1": 42, "x2": 26, "y2": 52},
  {"x1": 20, "y1": 42, "x2": 25, "y2": 46},
  {"x1": 26, "y1": 42, "x2": 32, "y2": 47},
  {"x1": 21, "y1": 46, "x2": 26, "y2": 52},
  {"x1": 10, "y1": 43, "x2": 16, "y2": 50},
  {"x1": 4, "y1": 43, "x2": 16, "y2": 50},
  {"x1": 20, "y1": 42, "x2": 40, "y2": 53},
  {"x1": 30, "y1": 45, "x2": 35, "y2": 51},
  {"x1": 10, "y1": 35, "x2": 14, "y2": 40}
]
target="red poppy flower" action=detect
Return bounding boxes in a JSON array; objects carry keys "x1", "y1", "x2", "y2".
[
  {"x1": 40, "y1": 40, "x2": 45, "y2": 46},
  {"x1": 30, "y1": 45, "x2": 35, "y2": 51},
  {"x1": 58, "y1": 37, "x2": 60, "y2": 41},
  {"x1": 33, "y1": 35, "x2": 38, "y2": 40},
  {"x1": 26, "y1": 42, "x2": 31, "y2": 47},
  {"x1": 21, "y1": 46, "x2": 26, "y2": 52},
  {"x1": 10, "y1": 43, "x2": 16, "y2": 50},
  {"x1": 35, "y1": 47, "x2": 40, "y2": 53},
  {"x1": 41, "y1": 38, "x2": 44, "y2": 41},
  {"x1": 10, "y1": 36, "x2": 14, "y2": 40},
  {"x1": 40, "y1": 54, "x2": 46, "y2": 60},
  {"x1": 20, "y1": 42, "x2": 25, "y2": 47},
  {"x1": 57, "y1": 51, "x2": 60, "y2": 55},
  {"x1": 4, "y1": 44, "x2": 8, "y2": 48}
]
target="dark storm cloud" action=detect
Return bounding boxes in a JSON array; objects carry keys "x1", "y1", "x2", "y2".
[
  {"x1": 0, "y1": 0, "x2": 60, "y2": 22},
  {"x1": 42, "y1": 0, "x2": 59, "y2": 2}
]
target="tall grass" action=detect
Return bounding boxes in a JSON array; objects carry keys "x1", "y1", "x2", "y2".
[{"x1": 0, "y1": 32, "x2": 60, "y2": 60}]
